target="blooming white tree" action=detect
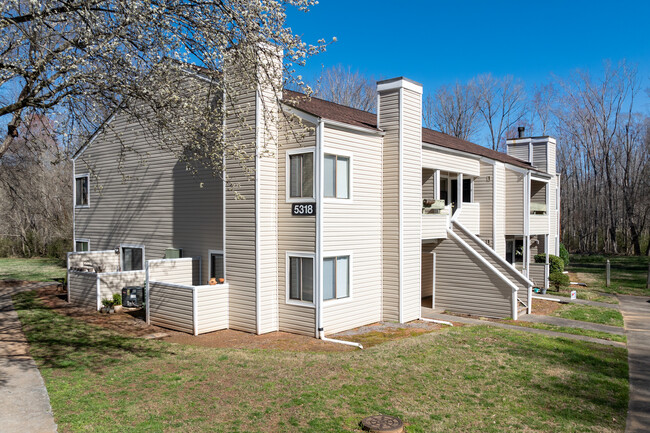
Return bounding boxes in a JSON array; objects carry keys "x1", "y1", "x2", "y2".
[{"x1": 0, "y1": 0, "x2": 326, "y2": 174}]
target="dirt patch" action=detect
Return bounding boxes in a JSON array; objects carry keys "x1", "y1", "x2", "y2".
[{"x1": 530, "y1": 298, "x2": 562, "y2": 315}]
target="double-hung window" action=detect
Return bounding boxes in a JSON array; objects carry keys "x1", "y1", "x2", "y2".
[
  {"x1": 289, "y1": 152, "x2": 313, "y2": 199},
  {"x1": 323, "y1": 255, "x2": 350, "y2": 300},
  {"x1": 288, "y1": 256, "x2": 313, "y2": 303},
  {"x1": 121, "y1": 245, "x2": 144, "y2": 271},
  {"x1": 324, "y1": 154, "x2": 350, "y2": 199},
  {"x1": 75, "y1": 174, "x2": 89, "y2": 207}
]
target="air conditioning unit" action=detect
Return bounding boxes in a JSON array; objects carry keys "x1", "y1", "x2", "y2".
[{"x1": 122, "y1": 286, "x2": 145, "y2": 308}]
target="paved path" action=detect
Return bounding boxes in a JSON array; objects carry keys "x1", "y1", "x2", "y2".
[
  {"x1": 532, "y1": 294, "x2": 619, "y2": 309},
  {"x1": 421, "y1": 309, "x2": 625, "y2": 348},
  {"x1": 619, "y1": 295, "x2": 650, "y2": 433},
  {"x1": 0, "y1": 282, "x2": 58, "y2": 433},
  {"x1": 518, "y1": 313, "x2": 625, "y2": 335}
]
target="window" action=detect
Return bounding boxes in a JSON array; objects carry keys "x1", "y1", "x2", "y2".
[
  {"x1": 462, "y1": 178, "x2": 473, "y2": 203},
  {"x1": 324, "y1": 154, "x2": 350, "y2": 199},
  {"x1": 209, "y1": 251, "x2": 224, "y2": 280},
  {"x1": 75, "y1": 174, "x2": 89, "y2": 207},
  {"x1": 75, "y1": 239, "x2": 89, "y2": 252},
  {"x1": 323, "y1": 256, "x2": 350, "y2": 300},
  {"x1": 121, "y1": 245, "x2": 144, "y2": 271},
  {"x1": 288, "y1": 256, "x2": 313, "y2": 303},
  {"x1": 289, "y1": 152, "x2": 313, "y2": 198}
]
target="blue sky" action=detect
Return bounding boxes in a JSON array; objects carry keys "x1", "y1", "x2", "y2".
[{"x1": 287, "y1": 0, "x2": 650, "y2": 108}]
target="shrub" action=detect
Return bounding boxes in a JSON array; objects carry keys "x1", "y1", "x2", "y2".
[
  {"x1": 534, "y1": 253, "x2": 564, "y2": 274},
  {"x1": 549, "y1": 271, "x2": 570, "y2": 290},
  {"x1": 112, "y1": 293, "x2": 122, "y2": 306},
  {"x1": 559, "y1": 244, "x2": 570, "y2": 267}
]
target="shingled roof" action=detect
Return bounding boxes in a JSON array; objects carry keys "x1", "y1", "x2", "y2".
[{"x1": 282, "y1": 89, "x2": 536, "y2": 171}]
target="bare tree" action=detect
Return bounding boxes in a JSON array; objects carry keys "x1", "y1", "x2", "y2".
[
  {"x1": 0, "y1": 0, "x2": 327, "y2": 175},
  {"x1": 474, "y1": 74, "x2": 527, "y2": 151},
  {"x1": 423, "y1": 81, "x2": 479, "y2": 141},
  {"x1": 313, "y1": 65, "x2": 377, "y2": 112}
]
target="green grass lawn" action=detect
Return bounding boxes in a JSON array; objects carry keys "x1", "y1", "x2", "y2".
[
  {"x1": 567, "y1": 254, "x2": 649, "y2": 297},
  {"x1": 501, "y1": 320, "x2": 626, "y2": 343},
  {"x1": 15, "y1": 291, "x2": 629, "y2": 433},
  {"x1": 0, "y1": 257, "x2": 66, "y2": 282},
  {"x1": 551, "y1": 304, "x2": 625, "y2": 327}
]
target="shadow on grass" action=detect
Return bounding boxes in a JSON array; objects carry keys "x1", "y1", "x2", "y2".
[{"x1": 12, "y1": 291, "x2": 170, "y2": 372}]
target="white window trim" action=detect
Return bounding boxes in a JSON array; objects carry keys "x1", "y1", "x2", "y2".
[
  {"x1": 120, "y1": 244, "x2": 145, "y2": 272},
  {"x1": 322, "y1": 148, "x2": 354, "y2": 204},
  {"x1": 285, "y1": 251, "x2": 316, "y2": 308},
  {"x1": 285, "y1": 147, "x2": 316, "y2": 203},
  {"x1": 75, "y1": 238, "x2": 90, "y2": 252},
  {"x1": 208, "y1": 249, "x2": 225, "y2": 282},
  {"x1": 74, "y1": 173, "x2": 90, "y2": 208},
  {"x1": 322, "y1": 251, "x2": 353, "y2": 305}
]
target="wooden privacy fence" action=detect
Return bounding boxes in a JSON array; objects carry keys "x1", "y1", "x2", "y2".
[{"x1": 147, "y1": 281, "x2": 229, "y2": 335}]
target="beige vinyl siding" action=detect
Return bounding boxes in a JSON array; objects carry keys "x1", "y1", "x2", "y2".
[
  {"x1": 505, "y1": 169, "x2": 524, "y2": 234},
  {"x1": 148, "y1": 258, "x2": 194, "y2": 285},
  {"x1": 421, "y1": 214, "x2": 448, "y2": 239},
  {"x1": 533, "y1": 143, "x2": 547, "y2": 172},
  {"x1": 429, "y1": 238, "x2": 512, "y2": 318},
  {"x1": 400, "y1": 87, "x2": 423, "y2": 323},
  {"x1": 98, "y1": 271, "x2": 145, "y2": 300},
  {"x1": 548, "y1": 141, "x2": 559, "y2": 255},
  {"x1": 196, "y1": 285, "x2": 229, "y2": 333},
  {"x1": 529, "y1": 263, "x2": 547, "y2": 288},
  {"x1": 257, "y1": 87, "x2": 280, "y2": 334},
  {"x1": 224, "y1": 84, "x2": 257, "y2": 333},
  {"x1": 74, "y1": 110, "x2": 223, "y2": 287},
  {"x1": 68, "y1": 251, "x2": 119, "y2": 272},
  {"x1": 68, "y1": 271, "x2": 99, "y2": 309},
  {"x1": 379, "y1": 90, "x2": 400, "y2": 322},
  {"x1": 421, "y1": 251, "x2": 434, "y2": 298},
  {"x1": 277, "y1": 116, "x2": 316, "y2": 336},
  {"x1": 321, "y1": 126, "x2": 383, "y2": 335},
  {"x1": 148, "y1": 281, "x2": 194, "y2": 333},
  {"x1": 530, "y1": 181, "x2": 546, "y2": 204},
  {"x1": 493, "y1": 163, "x2": 507, "y2": 257},
  {"x1": 474, "y1": 162, "x2": 494, "y2": 243},
  {"x1": 507, "y1": 143, "x2": 529, "y2": 162},
  {"x1": 422, "y1": 169, "x2": 435, "y2": 201},
  {"x1": 421, "y1": 147, "x2": 480, "y2": 177},
  {"x1": 530, "y1": 214, "x2": 550, "y2": 235},
  {"x1": 457, "y1": 202, "x2": 480, "y2": 235}
]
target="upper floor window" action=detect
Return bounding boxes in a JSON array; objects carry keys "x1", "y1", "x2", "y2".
[
  {"x1": 121, "y1": 245, "x2": 144, "y2": 271},
  {"x1": 289, "y1": 152, "x2": 313, "y2": 199},
  {"x1": 75, "y1": 174, "x2": 89, "y2": 207},
  {"x1": 324, "y1": 154, "x2": 350, "y2": 199}
]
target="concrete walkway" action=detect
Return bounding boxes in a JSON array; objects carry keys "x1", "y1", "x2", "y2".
[
  {"x1": 0, "y1": 283, "x2": 58, "y2": 433},
  {"x1": 619, "y1": 295, "x2": 650, "y2": 433},
  {"x1": 518, "y1": 313, "x2": 625, "y2": 335},
  {"x1": 421, "y1": 309, "x2": 626, "y2": 348},
  {"x1": 532, "y1": 293, "x2": 619, "y2": 309}
]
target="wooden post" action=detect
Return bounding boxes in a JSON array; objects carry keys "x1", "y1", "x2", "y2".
[{"x1": 606, "y1": 260, "x2": 611, "y2": 287}]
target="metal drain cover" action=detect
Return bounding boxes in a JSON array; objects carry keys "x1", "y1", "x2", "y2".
[{"x1": 360, "y1": 415, "x2": 404, "y2": 433}]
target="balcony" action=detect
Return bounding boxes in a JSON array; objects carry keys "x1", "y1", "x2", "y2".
[{"x1": 422, "y1": 200, "x2": 449, "y2": 240}]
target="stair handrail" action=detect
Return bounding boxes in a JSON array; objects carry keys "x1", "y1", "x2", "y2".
[{"x1": 452, "y1": 220, "x2": 534, "y2": 288}]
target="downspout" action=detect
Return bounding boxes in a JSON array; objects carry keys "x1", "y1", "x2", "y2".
[{"x1": 420, "y1": 317, "x2": 453, "y2": 327}]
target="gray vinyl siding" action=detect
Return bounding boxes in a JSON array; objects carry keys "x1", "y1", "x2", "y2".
[
  {"x1": 196, "y1": 285, "x2": 229, "y2": 333},
  {"x1": 494, "y1": 163, "x2": 507, "y2": 257},
  {"x1": 74, "y1": 110, "x2": 223, "y2": 288},
  {"x1": 68, "y1": 271, "x2": 98, "y2": 309},
  {"x1": 379, "y1": 90, "x2": 400, "y2": 322},
  {"x1": 148, "y1": 282, "x2": 194, "y2": 333},
  {"x1": 428, "y1": 238, "x2": 512, "y2": 318},
  {"x1": 277, "y1": 115, "x2": 316, "y2": 336},
  {"x1": 530, "y1": 181, "x2": 546, "y2": 204},
  {"x1": 422, "y1": 169, "x2": 435, "y2": 201},
  {"x1": 529, "y1": 263, "x2": 547, "y2": 288},
  {"x1": 505, "y1": 169, "x2": 524, "y2": 235},
  {"x1": 421, "y1": 251, "x2": 434, "y2": 298},
  {"x1": 401, "y1": 88, "x2": 423, "y2": 323},
  {"x1": 321, "y1": 126, "x2": 383, "y2": 335},
  {"x1": 224, "y1": 84, "x2": 257, "y2": 333},
  {"x1": 474, "y1": 162, "x2": 494, "y2": 244},
  {"x1": 98, "y1": 271, "x2": 146, "y2": 300}
]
